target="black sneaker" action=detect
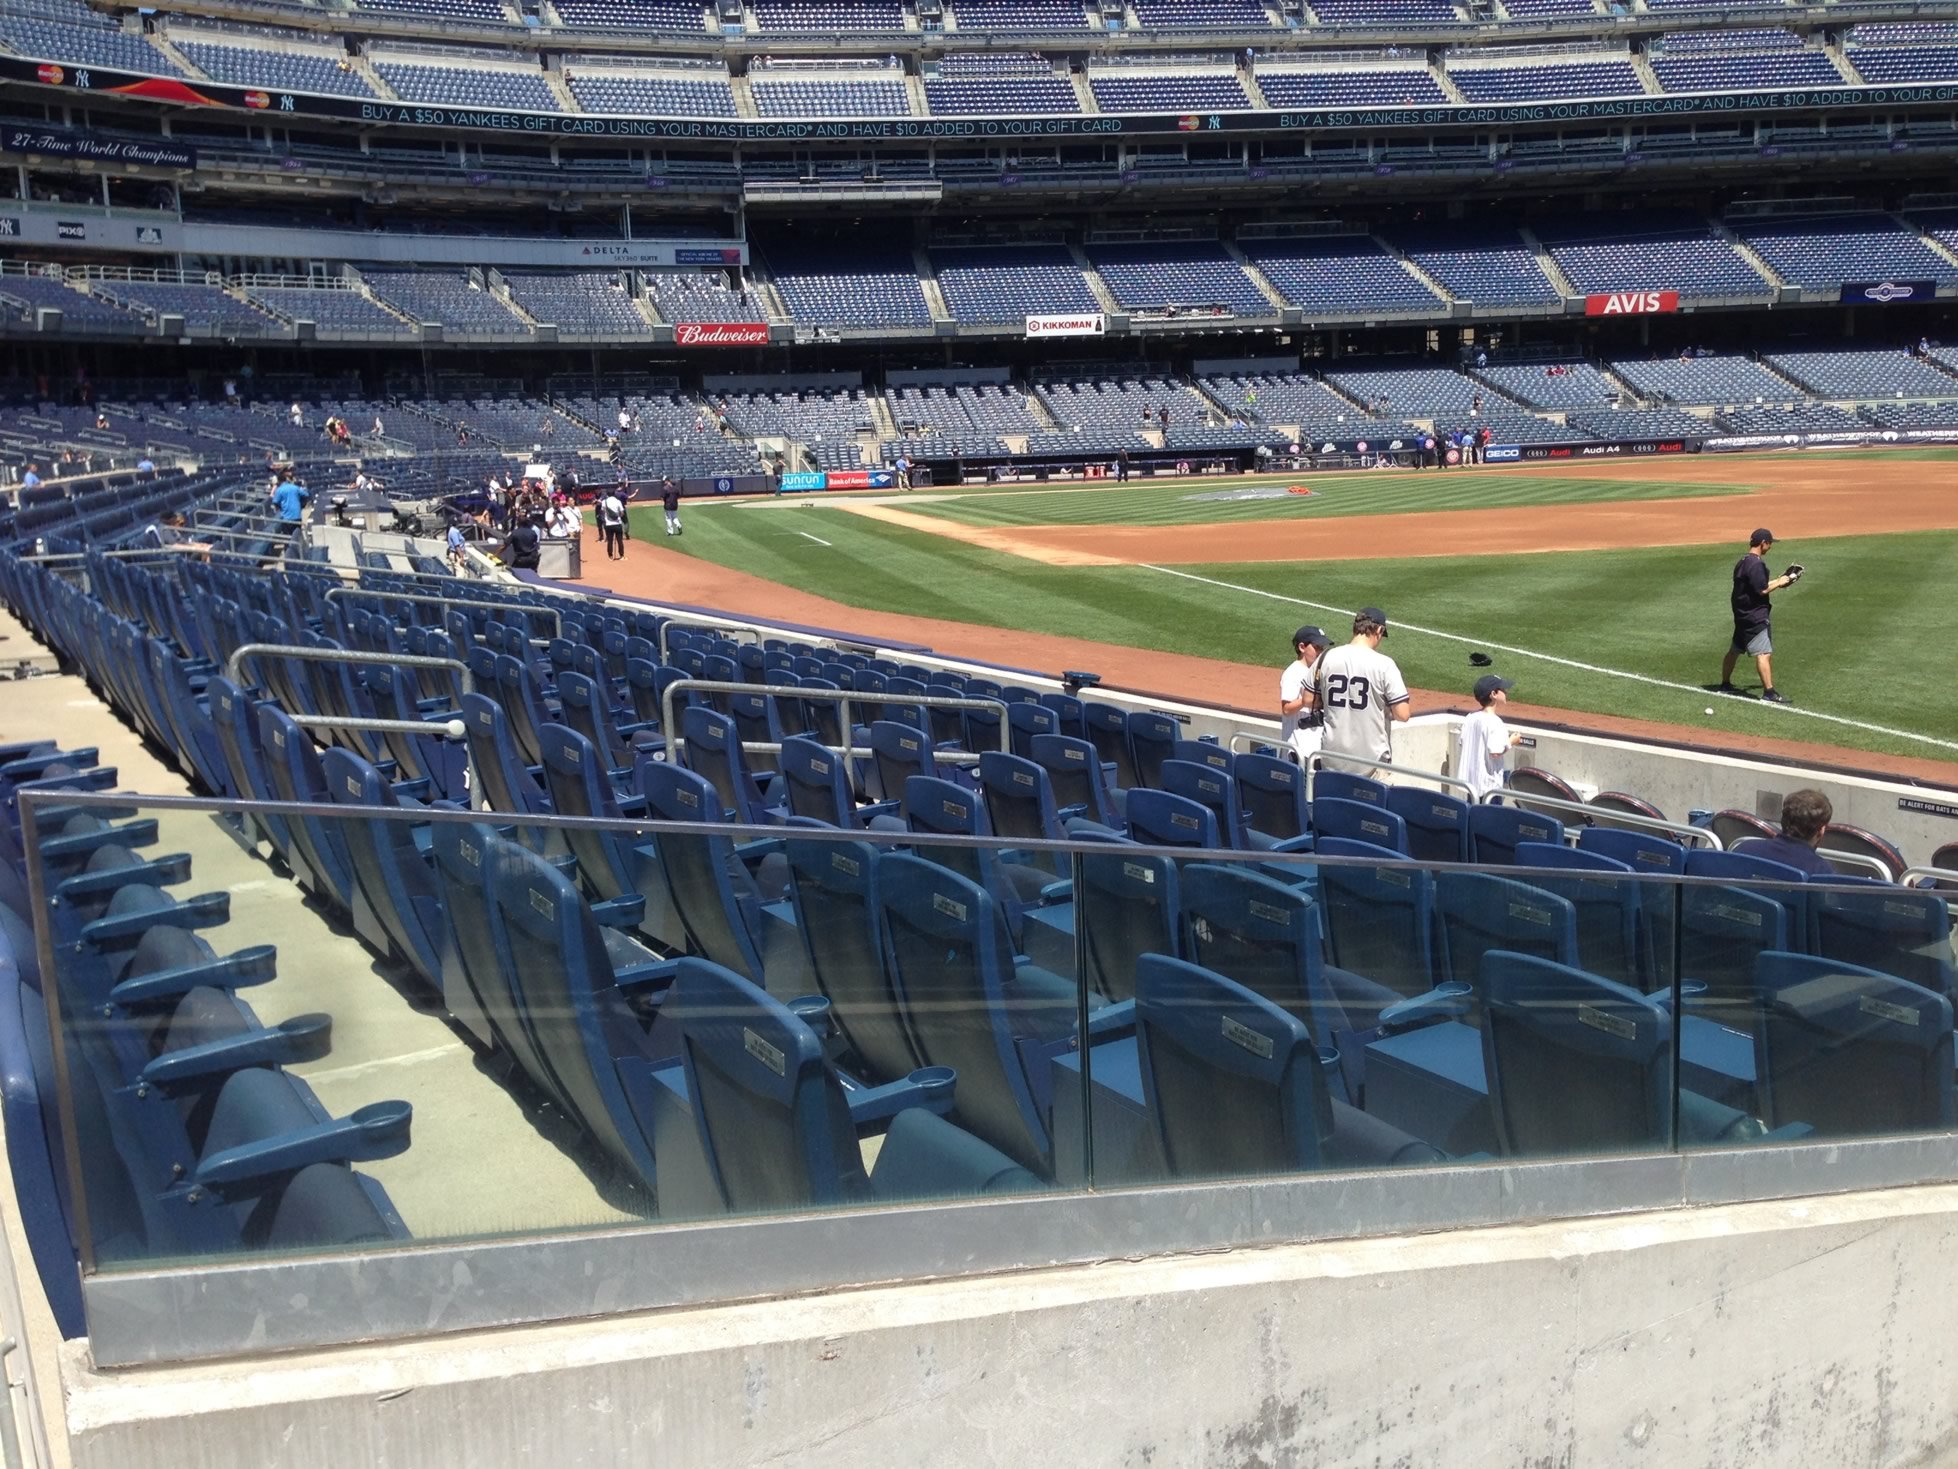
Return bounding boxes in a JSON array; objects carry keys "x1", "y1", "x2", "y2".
[
  {"x1": 1761, "y1": 689, "x2": 1791, "y2": 704},
  {"x1": 1711, "y1": 682, "x2": 1744, "y2": 696}
]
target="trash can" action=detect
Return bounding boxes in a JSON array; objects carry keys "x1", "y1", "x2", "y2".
[{"x1": 538, "y1": 535, "x2": 581, "y2": 580}]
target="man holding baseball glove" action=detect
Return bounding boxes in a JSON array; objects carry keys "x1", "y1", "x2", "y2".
[{"x1": 1715, "y1": 527, "x2": 1804, "y2": 704}]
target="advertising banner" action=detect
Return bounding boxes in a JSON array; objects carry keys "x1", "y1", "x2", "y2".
[
  {"x1": 1583, "y1": 291, "x2": 1679, "y2": 316},
  {"x1": 1025, "y1": 313, "x2": 1106, "y2": 339},
  {"x1": 1516, "y1": 439, "x2": 1698, "y2": 460},
  {"x1": 672, "y1": 321, "x2": 770, "y2": 347},
  {"x1": 1, "y1": 123, "x2": 195, "y2": 169},
  {"x1": 1838, "y1": 280, "x2": 1937, "y2": 304},
  {"x1": 826, "y1": 468, "x2": 872, "y2": 489},
  {"x1": 779, "y1": 471, "x2": 827, "y2": 491}
]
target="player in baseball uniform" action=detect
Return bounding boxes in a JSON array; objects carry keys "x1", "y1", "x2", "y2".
[
  {"x1": 1315, "y1": 607, "x2": 1411, "y2": 778},
  {"x1": 1278, "y1": 624, "x2": 1333, "y2": 762}
]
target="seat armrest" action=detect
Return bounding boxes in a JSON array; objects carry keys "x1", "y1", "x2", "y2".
[
  {"x1": 868, "y1": 1106, "x2": 1040, "y2": 1199},
  {"x1": 1378, "y1": 981, "x2": 1473, "y2": 1032},
  {"x1": 189, "y1": 1096, "x2": 412, "y2": 1192},
  {"x1": 110, "y1": 943, "x2": 278, "y2": 1007},
  {"x1": 841, "y1": 1064, "x2": 957, "y2": 1125},
  {"x1": 856, "y1": 799, "x2": 901, "y2": 824},
  {"x1": 590, "y1": 894, "x2": 647, "y2": 929},
  {"x1": 1085, "y1": 999, "x2": 1135, "y2": 1041},
  {"x1": 612, "y1": 956, "x2": 680, "y2": 993},
  {"x1": 80, "y1": 891, "x2": 230, "y2": 948},
  {"x1": 388, "y1": 777, "x2": 431, "y2": 802},
  {"x1": 36, "y1": 818, "x2": 160, "y2": 863},
  {"x1": 55, "y1": 852, "x2": 192, "y2": 903},
  {"x1": 734, "y1": 836, "x2": 786, "y2": 863},
  {"x1": 1269, "y1": 834, "x2": 1316, "y2": 855},
  {"x1": 141, "y1": 1012, "x2": 332, "y2": 1089}
]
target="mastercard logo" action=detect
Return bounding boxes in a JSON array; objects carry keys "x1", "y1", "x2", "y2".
[
  {"x1": 36, "y1": 64, "x2": 63, "y2": 85},
  {"x1": 243, "y1": 90, "x2": 270, "y2": 109}
]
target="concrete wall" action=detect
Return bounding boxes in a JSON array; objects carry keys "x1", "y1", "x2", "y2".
[{"x1": 57, "y1": 1185, "x2": 1958, "y2": 1468}]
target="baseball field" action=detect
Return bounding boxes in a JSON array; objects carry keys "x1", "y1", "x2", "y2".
[{"x1": 617, "y1": 449, "x2": 1958, "y2": 768}]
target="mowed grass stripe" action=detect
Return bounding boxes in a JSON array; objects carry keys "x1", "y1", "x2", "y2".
[
  {"x1": 648, "y1": 505, "x2": 1958, "y2": 761},
  {"x1": 915, "y1": 473, "x2": 1745, "y2": 529}
]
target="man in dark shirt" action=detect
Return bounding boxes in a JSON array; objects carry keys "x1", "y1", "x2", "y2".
[
  {"x1": 1715, "y1": 527, "x2": 1800, "y2": 704},
  {"x1": 506, "y1": 517, "x2": 542, "y2": 571},
  {"x1": 1736, "y1": 788, "x2": 1839, "y2": 878}
]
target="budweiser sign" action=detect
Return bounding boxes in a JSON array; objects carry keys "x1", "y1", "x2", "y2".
[
  {"x1": 673, "y1": 321, "x2": 770, "y2": 347},
  {"x1": 1025, "y1": 312, "x2": 1105, "y2": 339},
  {"x1": 1584, "y1": 290, "x2": 1679, "y2": 316}
]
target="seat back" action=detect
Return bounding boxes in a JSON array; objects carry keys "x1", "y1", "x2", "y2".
[
  {"x1": 1819, "y1": 823, "x2": 1908, "y2": 882},
  {"x1": 1076, "y1": 845, "x2": 1180, "y2": 1005},
  {"x1": 1125, "y1": 789, "x2": 1220, "y2": 850},
  {"x1": 870, "y1": 720, "x2": 940, "y2": 800},
  {"x1": 1006, "y1": 701, "x2": 1057, "y2": 761},
  {"x1": 640, "y1": 760, "x2": 766, "y2": 981},
  {"x1": 778, "y1": 735, "x2": 856, "y2": 828},
  {"x1": 1312, "y1": 769, "x2": 1387, "y2": 807},
  {"x1": 1311, "y1": 796, "x2": 1408, "y2": 855},
  {"x1": 1435, "y1": 870, "x2": 1580, "y2": 996},
  {"x1": 1679, "y1": 882, "x2": 1791, "y2": 1007},
  {"x1": 1169, "y1": 739, "x2": 1231, "y2": 775},
  {"x1": 876, "y1": 853, "x2": 1059, "y2": 1174},
  {"x1": 1160, "y1": 759, "x2": 1247, "y2": 849},
  {"x1": 459, "y1": 693, "x2": 551, "y2": 826},
  {"x1": 1709, "y1": 808, "x2": 1777, "y2": 850},
  {"x1": 1503, "y1": 766, "x2": 1581, "y2": 819},
  {"x1": 1469, "y1": 804, "x2": 1566, "y2": 867},
  {"x1": 1481, "y1": 951, "x2": 1674, "y2": 1155},
  {"x1": 1029, "y1": 733, "x2": 1120, "y2": 829},
  {"x1": 320, "y1": 748, "x2": 443, "y2": 988},
  {"x1": 1311, "y1": 838, "x2": 1437, "y2": 998},
  {"x1": 1181, "y1": 863, "x2": 1346, "y2": 1050},
  {"x1": 1511, "y1": 841, "x2": 1646, "y2": 991},
  {"x1": 671, "y1": 957, "x2": 867, "y2": 1210},
  {"x1": 1233, "y1": 752, "x2": 1308, "y2": 843},
  {"x1": 679, "y1": 704, "x2": 766, "y2": 823},
  {"x1": 785, "y1": 836, "x2": 927, "y2": 1082},
  {"x1": 1134, "y1": 954, "x2": 1327, "y2": 1177},
  {"x1": 1754, "y1": 952, "x2": 1954, "y2": 1137},
  {"x1": 1385, "y1": 787, "x2": 1472, "y2": 864},
  {"x1": 977, "y1": 750, "x2": 1064, "y2": 851},
  {"x1": 1813, "y1": 884, "x2": 1954, "y2": 1000},
  {"x1": 254, "y1": 703, "x2": 354, "y2": 912},
  {"x1": 1126, "y1": 711, "x2": 1179, "y2": 789},
  {"x1": 1083, "y1": 701, "x2": 1139, "y2": 790},
  {"x1": 489, "y1": 839, "x2": 659, "y2": 1191}
]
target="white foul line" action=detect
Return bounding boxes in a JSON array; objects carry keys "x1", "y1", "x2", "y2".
[
  {"x1": 1141, "y1": 563, "x2": 1958, "y2": 755},
  {"x1": 798, "y1": 532, "x2": 832, "y2": 546}
]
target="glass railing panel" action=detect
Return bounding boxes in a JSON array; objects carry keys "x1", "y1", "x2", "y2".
[{"x1": 20, "y1": 793, "x2": 1086, "y2": 1277}]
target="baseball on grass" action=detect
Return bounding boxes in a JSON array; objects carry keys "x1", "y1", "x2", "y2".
[{"x1": 1704, "y1": 706, "x2": 1715, "y2": 716}]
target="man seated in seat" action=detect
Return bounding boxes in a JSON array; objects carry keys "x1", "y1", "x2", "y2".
[{"x1": 1735, "y1": 788, "x2": 1837, "y2": 878}]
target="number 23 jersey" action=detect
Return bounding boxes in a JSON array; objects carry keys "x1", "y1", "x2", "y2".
[{"x1": 1314, "y1": 643, "x2": 1410, "y2": 764}]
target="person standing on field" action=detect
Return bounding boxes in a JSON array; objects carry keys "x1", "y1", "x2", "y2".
[
  {"x1": 1715, "y1": 527, "x2": 1801, "y2": 705},
  {"x1": 1316, "y1": 607, "x2": 1411, "y2": 779},
  {"x1": 662, "y1": 478, "x2": 682, "y2": 536},
  {"x1": 599, "y1": 488, "x2": 627, "y2": 561},
  {"x1": 1279, "y1": 625, "x2": 1333, "y2": 762}
]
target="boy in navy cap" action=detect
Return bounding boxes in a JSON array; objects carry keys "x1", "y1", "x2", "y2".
[
  {"x1": 1459, "y1": 672, "x2": 1521, "y2": 800},
  {"x1": 1279, "y1": 624, "x2": 1333, "y2": 761}
]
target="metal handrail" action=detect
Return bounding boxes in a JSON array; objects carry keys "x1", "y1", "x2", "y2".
[
  {"x1": 656, "y1": 611, "x2": 873, "y2": 664},
  {"x1": 1900, "y1": 864, "x2": 1958, "y2": 890},
  {"x1": 193, "y1": 508, "x2": 298, "y2": 530},
  {"x1": 1482, "y1": 786, "x2": 1723, "y2": 850},
  {"x1": 225, "y1": 642, "x2": 475, "y2": 698},
  {"x1": 286, "y1": 713, "x2": 467, "y2": 740},
  {"x1": 1814, "y1": 847, "x2": 1896, "y2": 882},
  {"x1": 323, "y1": 585, "x2": 562, "y2": 636},
  {"x1": 662, "y1": 678, "x2": 1011, "y2": 789},
  {"x1": 1305, "y1": 749, "x2": 1481, "y2": 803}
]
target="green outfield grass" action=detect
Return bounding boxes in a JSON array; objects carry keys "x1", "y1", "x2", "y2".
[
  {"x1": 631, "y1": 499, "x2": 1958, "y2": 762},
  {"x1": 898, "y1": 471, "x2": 1747, "y2": 529}
]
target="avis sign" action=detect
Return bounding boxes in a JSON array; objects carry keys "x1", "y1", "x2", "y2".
[
  {"x1": 672, "y1": 321, "x2": 769, "y2": 347},
  {"x1": 1025, "y1": 312, "x2": 1105, "y2": 339},
  {"x1": 1584, "y1": 291, "x2": 1680, "y2": 316}
]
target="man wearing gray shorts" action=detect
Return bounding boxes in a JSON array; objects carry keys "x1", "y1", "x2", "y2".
[{"x1": 1715, "y1": 527, "x2": 1802, "y2": 704}]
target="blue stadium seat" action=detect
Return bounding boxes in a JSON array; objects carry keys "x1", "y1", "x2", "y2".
[
  {"x1": 1469, "y1": 805, "x2": 1566, "y2": 867},
  {"x1": 1753, "y1": 952, "x2": 1954, "y2": 1138},
  {"x1": 1233, "y1": 752, "x2": 1308, "y2": 845},
  {"x1": 877, "y1": 853, "x2": 1072, "y2": 1175},
  {"x1": 1133, "y1": 954, "x2": 1440, "y2": 1179},
  {"x1": 1311, "y1": 797, "x2": 1408, "y2": 854},
  {"x1": 1511, "y1": 841, "x2": 1647, "y2": 992},
  {"x1": 1385, "y1": 787, "x2": 1472, "y2": 864}
]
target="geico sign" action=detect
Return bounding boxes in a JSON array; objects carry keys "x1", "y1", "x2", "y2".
[
  {"x1": 1025, "y1": 313, "x2": 1105, "y2": 338},
  {"x1": 1583, "y1": 290, "x2": 1680, "y2": 316}
]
